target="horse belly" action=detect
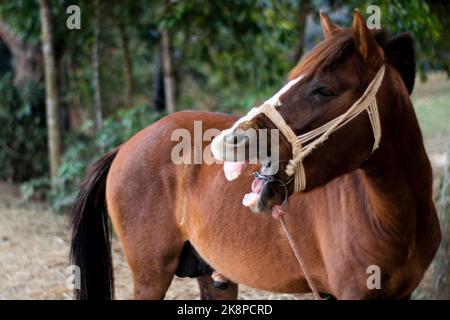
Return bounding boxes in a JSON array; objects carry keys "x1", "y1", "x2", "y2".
[{"x1": 182, "y1": 195, "x2": 311, "y2": 293}]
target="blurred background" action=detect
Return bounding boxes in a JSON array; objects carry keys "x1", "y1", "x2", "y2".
[{"x1": 0, "y1": 0, "x2": 449, "y2": 299}]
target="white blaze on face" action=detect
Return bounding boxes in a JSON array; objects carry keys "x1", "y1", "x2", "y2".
[
  {"x1": 264, "y1": 75, "x2": 303, "y2": 107},
  {"x1": 211, "y1": 75, "x2": 304, "y2": 181}
]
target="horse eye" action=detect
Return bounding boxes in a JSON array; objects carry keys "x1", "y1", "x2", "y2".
[{"x1": 312, "y1": 87, "x2": 335, "y2": 98}]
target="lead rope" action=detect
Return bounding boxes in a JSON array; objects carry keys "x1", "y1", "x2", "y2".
[
  {"x1": 252, "y1": 173, "x2": 321, "y2": 299},
  {"x1": 279, "y1": 215, "x2": 322, "y2": 300}
]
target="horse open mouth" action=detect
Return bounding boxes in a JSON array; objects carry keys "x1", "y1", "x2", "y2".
[{"x1": 223, "y1": 161, "x2": 284, "y2": 218}]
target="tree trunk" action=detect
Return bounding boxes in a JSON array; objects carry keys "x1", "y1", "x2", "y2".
[
  {"x1": 292, "y1": 0, "x2": 312, "y2": 63},
  {"x1": 172, "y1": 25, "x2": 191, "y2": 106},
  {"x1": 118, "y1": 20, "x2": 133, "y2": 108},
  {"x1": 160, "y1": 29, "x2": 176, "y2": 113},
  {"x1": 152, "y1": 45, "x2": 166, "y2": 112},
  {"x1": 39, "y1": 0, "x2": 61, "y2": 184},
  {"x1": 434, "y1": 139, "x2": 450, "y2": 299},
  {"x1": 0, "y1": 20, "x2": 42, "y2": 86},
  {"x1": 92, "y1": 0, "x2": 103, "y2": 131}
]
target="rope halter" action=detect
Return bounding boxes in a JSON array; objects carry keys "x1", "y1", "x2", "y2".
[{"x1": 237, "y1": 65, "x2": 385, "y2": 192}]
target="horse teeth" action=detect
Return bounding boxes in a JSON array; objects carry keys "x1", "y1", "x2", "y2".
[{"x1": 225, "y1": 171, "x2": 239, "y2": 181}]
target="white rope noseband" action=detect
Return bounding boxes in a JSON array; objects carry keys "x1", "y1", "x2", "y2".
[{"x1": 242, "y1": 65, "x2": 385, "y2": 192}]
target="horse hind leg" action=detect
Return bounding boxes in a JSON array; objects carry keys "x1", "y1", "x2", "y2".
[
  {"x1": 129, "y1": 236, "x2": 184, "y2": 299},
  {"x1": 109, "y1": 203, "x2": 185, "y2": 299},
  {"x1": 132, "y1": 254, "x2": 181, "y2": 300}
]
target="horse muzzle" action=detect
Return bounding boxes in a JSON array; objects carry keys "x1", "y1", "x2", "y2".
[{"x1": 211, "y1": 129, "x2": 253, "y2": 164}]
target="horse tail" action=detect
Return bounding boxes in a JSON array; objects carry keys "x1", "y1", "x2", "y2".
[{"x1": 70, "y1": 147, "x2": 119, "y2": 300}]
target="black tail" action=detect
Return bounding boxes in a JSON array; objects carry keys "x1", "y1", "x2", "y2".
[{"x1": 70, "y1": 148, "x2": 119, "y2": 300}]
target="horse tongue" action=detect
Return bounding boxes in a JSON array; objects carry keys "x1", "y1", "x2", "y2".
[
  {"x1": 243, "y1": 179, "x2": 265, "y2": 207},
  {"x1": 223, "y1": 161, "x2": 244, "y2": 181},
  {"x1": 251, "y1": 178, "x2": 264, "y2": 193}
]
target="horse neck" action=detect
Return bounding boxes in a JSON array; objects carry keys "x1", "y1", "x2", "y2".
[{"x1": 361, "y1": 82, "x2": 434, "y2": 239}]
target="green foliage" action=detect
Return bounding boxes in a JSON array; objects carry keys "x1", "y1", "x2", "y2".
[
  {"x1": 0, "y1": 1, "x2": 40, "y2": 40},
  {"x1": 153, "y1": 0, "x2": 445, "y2": 110},
  {"x1": 378, "y1": 0, "x2": 441, "y2": 76},
  {"x1": 426, "y1": 2, "x2": 450, "y2": 76},
  {"x1": 22, "y1": 104, "x2": 164, "y2": 212},
  {"x1": 1, "y1": 0, "x2": 447, "y2": 212},
  {"x1": 20, "y1": 176, "x2": 50, "y2": 202},
  {"x1": 161, "y1": 0, "x2": 299, "y2": 109},
  {"x1": 0, "y1": 72, "x2": 47, "y2": 182},
  {"x1": 329, "y1": 0, "x2": 442, "y2": 76}
]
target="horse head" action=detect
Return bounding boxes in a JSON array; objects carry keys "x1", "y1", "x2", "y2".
[{"x1": 211, "y1": 9, "x2": 414, "y2": 217}]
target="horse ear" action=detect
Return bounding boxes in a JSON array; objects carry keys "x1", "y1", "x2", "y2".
[
  {"x1": 385, "y1": 32, "x2": 416, "y2": 94},
  {"x1": 320, "y1": 10, "x2": 340, "y2": 39},
  {"x1": 351, "y1": 9, "x2": 383, "y2": 66}
]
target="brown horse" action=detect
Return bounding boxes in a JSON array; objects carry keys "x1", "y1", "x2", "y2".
[{"x1": 70, "y1": 10, "x2": 441, "y2": 300}]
